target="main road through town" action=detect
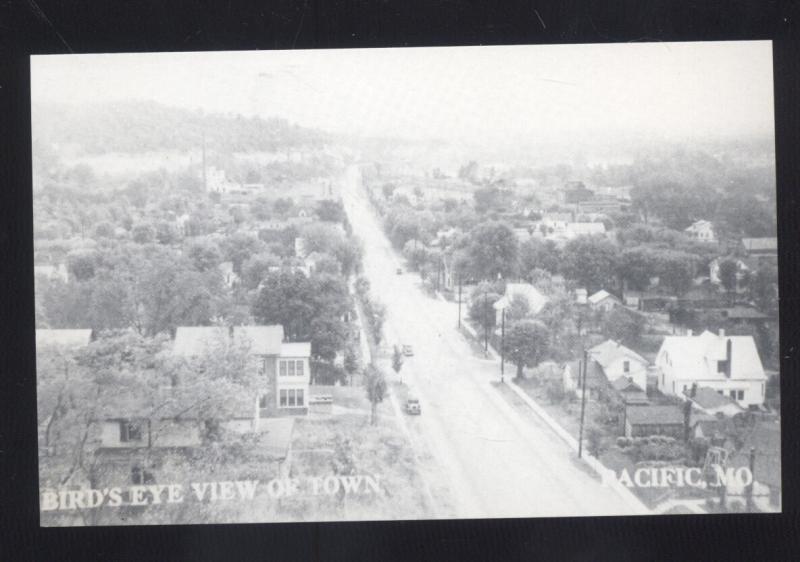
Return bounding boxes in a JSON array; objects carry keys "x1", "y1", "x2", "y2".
[{"x1": 341, "y1": 164, "x2": 643, "y2": 519}]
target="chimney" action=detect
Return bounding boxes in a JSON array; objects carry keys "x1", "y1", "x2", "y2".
[
  {"x1": 687, "y1": 329, "x2": 693, "y2": 337},
  {"x1": 719, "y1": 328, "x2": 725, "y2": 338},
  {"x1": 725, "y1": 339, "x2": 732, "y2": 378}
]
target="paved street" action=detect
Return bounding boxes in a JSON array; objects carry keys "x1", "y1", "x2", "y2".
[{"x1": 341, "y1": 164, "x2": 643, "y2": 519}]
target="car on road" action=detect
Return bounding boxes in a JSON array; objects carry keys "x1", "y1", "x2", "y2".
[
  {"x1": 396, "y1": 268, "x2": 403, "y2": 275},
  {"x1": 405, "y1": 397, "x2": 421, "y2": 415},
  {"x1": 402, "y1": 344, "x2": 414, "y2": 356}
]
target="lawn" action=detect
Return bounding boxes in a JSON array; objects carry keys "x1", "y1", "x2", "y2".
[{"x1": 281, "y1": 411, "x2": 436, "y2": 522}]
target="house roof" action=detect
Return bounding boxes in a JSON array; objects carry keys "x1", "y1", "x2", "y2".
[
  {"x1": 589, "y1": 340, "x2": 649, "y2": 370},
  {"x1": 625, "y1": 405, "x2": 684, "y2": 426},
  {"x1": 657, "y1": 330, "x2": 766, "y2": 382},
  {"x1": 233, "y1": 326, "x2": 285, "y2": 356},
  {"x1": 36, "y1": 329, "x2": 92, "y2": 349},
  {"x1": 173, "y1": 327, "x2": 230, "y2": 357},
  {"x1": 564, "y1": 359, "x2": 605, "y2": 386},
  {"x1": 721, "y1": 306, "x2": 769, "y2": 320},
  {"x1": 685, "y1": 386, "x2": 743, "y2": 412},
  {"x1": 588, "y1": 290, "x2": 620, "y2": 304},
  {"x1": 685, "y1": 220, "x2": 713, "y2": 231},
  {"x1": 612, "y1": 377, "x2": 645, "y2": 393},
  {"x1": 495, "y1": 283, "x2": 549, "y2": 314},
  {"x1": 728, "y1": 422, "x2": 781, "y2": 488},
  {"x1": 280, "y1": 342, "x2": 312, "y2": 358},
  {"x1": 97, "y1": 389, "x2": 258, "y2": 421},
  {"x1": 741, "y1": 237, "x2": 777, "y2": 253},
  {"x1": 566, "y1": 222, "x2": 606, "y2": 236}
]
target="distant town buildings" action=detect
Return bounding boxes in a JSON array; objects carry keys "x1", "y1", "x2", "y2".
[{"x1": 684, "y1": 220, "x2": 716, "y2": 243}]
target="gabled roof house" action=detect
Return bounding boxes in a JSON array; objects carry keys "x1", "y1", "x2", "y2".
[{"x1": 655, "y1": 329, "x2": 767, "y2": 407}]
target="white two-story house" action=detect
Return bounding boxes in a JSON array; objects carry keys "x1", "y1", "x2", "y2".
[
  {"x1": 684, "y1": 220, "x2": 717, "y2": 243},
  {"x1": 655, "y1": 329, "x2": 767, "y2": 408},
  {"x1": 173, "y1": 325, "x2": 311, "y2": 417}
]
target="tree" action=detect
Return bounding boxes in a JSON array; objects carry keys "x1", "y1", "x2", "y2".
[
  {"x1": 561, "y1": 236, "x2": 619, "y2": 293},
  {"x1": 506, "y1": 294, "x2": 531, "y2": 323},
  {"x1": 392, "y1": 346, "x2": 404, "y2": 381},
  {"x1": 273, "y1": 197, "x2": 294, "y2": 217},
  {"x1": 220, "y1": 232, "x2": 266, "y2": 275},
  {"x1": 519, "y1": 238, "x2": 562, "y2": 276},
  {"x1": 67, "y1": 251, "x2": 97, "y2": 281},
  {"x1": 187, "y1": 239, "x2": 223, "y2": 272},
  {"x1": 466, "y1": 222, "x2": 519, "y2": 281},
  {"x1": 315, "y1": 199, "x2": 346, "y2": 223},
  {"x1": 718, "y1": 258, "x2": 740, "y2": 304},
  {"x1": 468, "y1": 289, "x2": 501, "y2": 328},
  {"x1": 473, "y1": 186, "x2": 510, "y2": 213},
  {"x1": 132, "y1": 224, "x2": 156, "y2": 244},
  {"x1": 503, "y1": 319, "x2": 549, "y2": 379},
  {"x1": 365, "y1": 365, "x2": 387, "y2": 425},
  {"x1": 601, "y1": 307, "x2": 646, "y2": 348},
  {"x1": 750, "y1": 264, "x2": 778, "y2": 316},
  {"x1": 381, "y1": 183, "x2": 396, "y2": 199},
  {"x1": 586, "y1": 426, "x2": 605, "y2": 458},
  {"x1": 618, "y1": 247, "x2": 658, "y2": 291},
  {"x1": 656, "y1": 250, "x2": 698, "y2": 295},
  {"x1": 309, "y1": 314, "x2": 348, "y2": 362},
  {"x1": 343, "y1": 346, "x2": 360, "y2": 385},
  {"x1": 240, "y1": 252, "x2": 280, "y2": 289}
]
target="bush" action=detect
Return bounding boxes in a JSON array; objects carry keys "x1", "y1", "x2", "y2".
[
  {"x1": 545, "y1": 379, "x2": 566, "y2": 404},
  {"x1": 586, "y1": 426, "x2": 605, "y2": 457},
  {"x1": 616, "y1": 437, "x2": 631, "y2": 449}
]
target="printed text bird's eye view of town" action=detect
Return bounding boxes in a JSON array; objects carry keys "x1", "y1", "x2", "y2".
[{"x1": 32, "y1": 42, "x2": 780, "y2": 526}]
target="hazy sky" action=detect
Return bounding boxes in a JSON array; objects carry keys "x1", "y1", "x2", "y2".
[{"x1": 31, "y1": 42, "x2": 774, "y2": 148}]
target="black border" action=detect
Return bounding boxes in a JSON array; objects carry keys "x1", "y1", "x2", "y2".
[{"x1": 2, "y1": 2, "x2": 800, "y2": 561}]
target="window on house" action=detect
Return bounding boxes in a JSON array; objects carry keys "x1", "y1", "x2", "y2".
[
  {"x1": 296, "y1": 360, "x2": 304, "y2": 376},
  {"x1": 279, "y1": 389, "x2": 287, "y2": 407},
  {"x1": 623, "y1": 361, "x2": 630, "y2": 373},
  {"x1": 296, "y1": 389, "x2": 304, "y2": 407},
  {"x1": 717, "y1": 360, "x2": 729, "y2": 374},
  {"x1": 288, "y1": 361, "x2": 296, "y2": 377},
  {"x1": 736, "y1": 390, "x2": 744, "y2": 401},
  {"x1": 131, "y1": 465, "x2": 155, "y2": 485},
  {"x1": 120, "y1": 421, "x2": 143, "y2": 442},
  {"x1": 258, "y1": 358, "x2": 267, "y2": 376},
  {"x1": 288, "y1": 390, "x2": 296, "y2": 407},
  {"x1": 279, "y1": 361, "x2": 287, "y2": 377},
  {"x1": 730, "y1": 390, "x2": 737, "y2": 399}
]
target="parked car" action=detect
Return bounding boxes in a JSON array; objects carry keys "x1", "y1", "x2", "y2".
[
  {"x1": 402, "y1": 344, "x2": 414, "y2": 356},
  {"x1": 405, "y1": 397, "x2": 421, "y2": 415}
]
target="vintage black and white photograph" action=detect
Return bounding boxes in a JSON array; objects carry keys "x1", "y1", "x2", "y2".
[{"x1": 32, "y1": 42, "x2": 780, "y2": 526}]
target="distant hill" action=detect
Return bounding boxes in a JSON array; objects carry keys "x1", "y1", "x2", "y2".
[{"x1": 32, "y1": 100, "x2": 330, "y2": 154}]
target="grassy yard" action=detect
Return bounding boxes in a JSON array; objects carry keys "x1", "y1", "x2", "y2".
[{"x1": 279, "y1": 384, "x2": 435, "y2": 522}]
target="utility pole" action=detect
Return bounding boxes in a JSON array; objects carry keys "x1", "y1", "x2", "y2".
[
  {"x1": 201, "y1": 131, "x2": 207, "y2": 192},
  {"x1": 457, "y1": 274, "x2": 462, "y2": 329},
  {"x1": 578, "y1": 348, "x2": 588, "y2": 458},
  {"x1": 483, "y1": 290, "x2": 489, "y2": 354},
  {"x1": 500, "y1": 307, "x2": 505, "y2": 382},
  {"x1": 746, "y1": 446, "x2": 756, "y2": 512}
]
